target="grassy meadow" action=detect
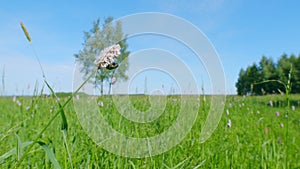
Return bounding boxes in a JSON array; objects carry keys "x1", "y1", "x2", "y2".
[{"x1": 0, "y1": 94, "x2": 300, "y2": 168}]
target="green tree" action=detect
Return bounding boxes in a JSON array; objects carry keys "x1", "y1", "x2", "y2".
[
  {"x1": 258, "y1": 56, "x2": 279, "y2": 94},
  {"x1": 277, "y1": 54, "x2": 294, "y2": 93},
  {"x1": 74, "y1": 17, "x2": 129, "y2": 95},
  {"x1": 236, "y1": 53, "x2": 300, "y2": 95},
  {"x1": 236, "y1": 68, "x2": 247, "y2": 95},
  {"x1": 236, "y1": 63, "x2": 262, "y2": 95},
  {"x1": 294, "y1": 55, "x2": 300, "y2": 92}
]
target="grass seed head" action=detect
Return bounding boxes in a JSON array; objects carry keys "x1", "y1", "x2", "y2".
[{"x1": 20, "y1": 22, "x2": 32, "y2": 43}]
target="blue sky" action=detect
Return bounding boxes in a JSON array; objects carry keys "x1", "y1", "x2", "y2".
[{"x1": 1, "y1": 0, "x2": 300, "y2": 95}]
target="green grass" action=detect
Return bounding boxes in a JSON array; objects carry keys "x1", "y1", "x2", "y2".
[{"x1": 0, "y1": 94, "x2": 300, "y2": 168}]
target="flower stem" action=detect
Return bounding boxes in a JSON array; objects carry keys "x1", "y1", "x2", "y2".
[{"x1": 13, "y1": 70, "x2": 96, "y2": 168}]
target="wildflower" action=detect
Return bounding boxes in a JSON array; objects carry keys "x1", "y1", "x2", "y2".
[
  {"x1": 94, "y1": 44, "x2": 121, "y2": 69},
  {"x1": 111, "y1": 77, "x2": 117, "y2": 85},
  {"x1": 16, "y1": 100, "x2": 22, "y2": 107},
  {"x1": 276, "y1": 111, "x2": 280, "y2": 117},
  {"x1": 227, "y1": 119, "x2": 231, "y2": 128},
  {"x1": 98, "y1": 101, "x2": 104, "y2": 107},
  {"x1": 75, "y1": 95, "x2": 80, "y2": 100},
  {"x1": 292, "y1": 105, "x2": 295, "y2": 111},
  {"x1": 280, "y1": 123, "x2": 284, "y2": 128},
  {"x1": 13, "y1": 96, "x2": 16, "y2": 102},
  {"x1": 226, "y1": 109, "x2": 229, "y2": 115},
  {"x1": 269, "y1": 100, "x2": 273, "y2": 107},
  {"x1": 26, "y1": 106, "x2": 30, "y2": 110},
  {"x1": 257, "y1": 110, "x2": 260, "y2": 114}
]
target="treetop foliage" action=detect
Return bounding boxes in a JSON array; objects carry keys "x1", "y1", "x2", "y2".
[
  {"x1": 74, "y1": 17, "x2": 129, "y2": 95},
  {"x1": 236, "y1": 53, "x2": 300, "y2": 95}
]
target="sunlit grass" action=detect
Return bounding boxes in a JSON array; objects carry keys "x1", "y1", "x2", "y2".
[{"x1": 0, "y1": 94, "x2": 299, "y2": 168}]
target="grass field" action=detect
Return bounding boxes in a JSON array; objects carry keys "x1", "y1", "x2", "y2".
[{"x1": 0, "y1": 94, "x2": 299, "y2": 168}]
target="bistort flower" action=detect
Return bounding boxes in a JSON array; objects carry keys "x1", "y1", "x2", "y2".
[{"x1": 94, "y1": 44, "x2": 121, "y2": 69}]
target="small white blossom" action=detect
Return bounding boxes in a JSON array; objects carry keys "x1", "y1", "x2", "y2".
[
  {"x1": 226, "y1": 109, "x2": 229, "y2": 115},
  {"x1": 111, "y1": 77, "x2": 117, "y2": 85},
  {"x1": 94, "y1": 44, "x2": 121, "y2": 69},
  {"x1": 269, "y1": 100, "x2": 273, "y2": 107},
  {"x1": 13, "y1": 96, "x2": 16, "y2": 102},
  {"x1": 26, "y1": 106, "x2": 30, "y2": 110},
  {"x1": 292, "y1": 106, "x2": 295, "y2": 111},
  {"x1": 227, "y1": 119, "x2": 231, "y2": 128},
  {"x1": 98, "y1": 101, "x2": 104, "y2": 107},
  {"x1": 16, "y1": 100, "x2": 22, "y2": 107},
  {"x1": 280, "y1": 123, "x2": 284, "y2": 128}
]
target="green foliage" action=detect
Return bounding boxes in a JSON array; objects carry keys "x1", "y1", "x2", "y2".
[
  {"x1": 37, "y1": 141, "x2": 61, "y2": 169},
  {"x1": 236, "y1": 53, "x2": 300, "y2": 95},
  {"x1": 74, "y1": 17, "x2": 130, "y2": 95},
  {"x1": 1, "y1": 95, "x2": 300, "y2": 168}
]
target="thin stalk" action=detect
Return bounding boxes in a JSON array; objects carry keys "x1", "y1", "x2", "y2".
[
  {"x1": 253, "y1": 65, "x2": 293, "y2": 169},
  {"x1": 2, "y1": 65, "x2": 5, "y2": 96},
  {"x1": 13, "y1": 70, "x2": 96, "y2": 168}
]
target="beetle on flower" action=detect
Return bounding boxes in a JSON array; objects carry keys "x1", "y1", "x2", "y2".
[{"x1": 94, "y1": 44, "x2": 121, "y2": 70}]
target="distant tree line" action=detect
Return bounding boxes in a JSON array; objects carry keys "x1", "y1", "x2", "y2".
[{"x1": 236, "y1": 54, "x2": 300, "y2": 95}]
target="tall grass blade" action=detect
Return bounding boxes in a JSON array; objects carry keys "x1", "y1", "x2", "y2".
[
  {"x1": 0, "y1": 141, "x2": 33, "y2": 164},
  {"x1": 1, "y1": 65, "x2": 5, "y2": 96},
  {"x1": 62, "y1": 131, "x2": 73, "y2": 169},
  {"x1": 44, "y1": 80, "x2": 75, "y2": 168},
  {"x1": 128, "y1": 160, "x2": 136, "y2": 169},
  {"x1": 14, "y1": 133, "x2": 22, "y2": 161},
  {"x1": 172, "y1": 157, "x2": 190, "y2": 169},
  {"x1": 13, "y1": 70, "x2": 95, "y2": 168},
  {"x1": 193, "y1": 159, "x2": 206, "y2": 169},
  {"x1": 20, "y1": 21, "x2": 46, "y2": 78},
  {"x1": 37, "y1": 141, "x2": 61, "y2": 169},
  {"x1": 44, "y1": 80, "x2": 68, "y2": 132}
]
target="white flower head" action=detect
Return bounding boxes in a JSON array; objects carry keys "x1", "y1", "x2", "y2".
[
  {"x1": 98, "y1": 101, "x2": 104, "y2": 107},
  {"x1": 94, "y1": 44, "x2": 121, "y2": 69},
  {"x1": 13, "y1": 96, "x2": 16, "y2": 102},
  {"x1": 280, "y1": 123, "x2": 284, "y2": 128},
  {"x1": 226, "y1": 109, "x2": 229, "y2": 115},
  {"x1": 111, "y1": 77, "x2": 117, "y2": 85},
  {"x1": 292, "y1": 105, "x2": 295, "y2": 111},
  {"x1": 16, "y1": 100, "x2": 22, "y2": 107},
  {"x1": 227, "y1": 119, "x2": 231, "y2": 128}
]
